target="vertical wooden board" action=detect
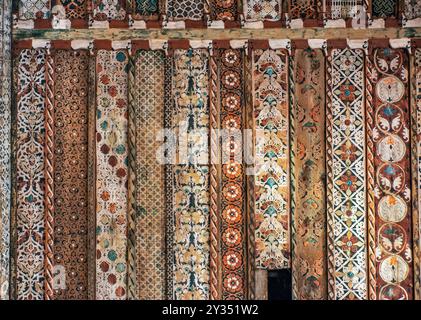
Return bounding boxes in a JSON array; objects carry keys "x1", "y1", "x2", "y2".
[
  {"x1": 172, "y1": 49, "x2": 210, "y2": 300},
  {"x1": 52, "y1": 50, "x2": 89, "y2": 299},
  {"x1": 15, "y1": 49, "x2": 46, "y2": 300},
  {"x1": 291, "y1": 48, "x2": 327, "y2": 300},
  {"x1": 327, "y1": 48, "x2": 367, "y2": 300},
  {"x1": 95, "y1": 50, "x2": 128, "y2": 300},
  {"x1": 253, "y1": 49, "x2": 290, "y2": 271},
  {"x1": 366, "y1": 48, "x2": 413, "y2": 300}
]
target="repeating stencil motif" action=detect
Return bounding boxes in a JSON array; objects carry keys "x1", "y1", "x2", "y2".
[
  {"x1": 92, "y1": 0, "x2": 126, "y2": 20},
  {"x1": 19, "y1": 0, "x2": 51, "y2": 19},
  {"x1": 404, "y1": 0, "x2": 421, "y2": 19},
  {"x1": 218, "y1": 48, "x2": 246, "y2": 299},
  {"x1": 253, "y1": 49, "x2": 290, "y2": 270},
  {"x1": 60, "y1": 0, "x2": 88, "y2": 19},
  {"x1": 95, "y1": 50, "x2": 128, "y2": 300},
  {"x1": 166, "y1": 0, "x2": 204, "y2": 20},
  {"x1": 53, "y1": 50, "x2": 89, "y2": 300},
  {"x1": 209, "y1": 0, "x2": 238, "y2": 21},
  {"x1": 0, "y1": 0, "x2": 11, "y2": 300},
  {"x1": 325, "y1": 0, "x2": 364, "y2": 19},
  {"x1": 243, "y1": 0, "x2": 282, "y2": 21},
  {"x1": 15, "y1": 49, "x2": 46, "y2": 300},
  {"x1": 372, "y1": 0, "x2": 397, "y2": 18},
  {"x1": 172, "y1": 49, "x2": 210, "y2": 300},
  {"x1": 289, "y1": 0, "x2": 319, "y2": 19},
  {"x1": 164, "y1": 56, "x2": 175, "y2": 299},
  {"x1": 414, "y1": 49, "x2": 421, "y2": 299},
  {"x1": 329, "y1": 49, "x2": 367, "y2": 300},
  {"x1": 133, "y1": 50, "x2": 166, "y2": 300},
  {"x1": 368, "y1": 48, "x2": 413, "y2": 300},
  {"x1": 131, "y1": 0, "x2": 159, "y2": 17},
  {"x1": 291, "y1": 48, "x2": 326, "y2": 299}
]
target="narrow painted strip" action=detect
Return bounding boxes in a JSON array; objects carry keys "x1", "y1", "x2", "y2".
[
  {"x1": 95, "y1": 50, "x2": 128, "y2": 300},
  {"x1": 412, "y1": 49, "x2": 421, "y2": 300},
  {"x1": 0, "y1": 0, "x2": 12, "y2": 300},
  {"x1": 218, "y1": 48, "x2": 247, "y2": 299}
]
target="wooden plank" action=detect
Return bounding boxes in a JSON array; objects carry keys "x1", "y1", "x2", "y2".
[
  {"x1": 255, "y1": 270, "x2": 268, "y2": 300},
  {"x1": 12, "y1": 27, "x2": 421, "y2": 40}
]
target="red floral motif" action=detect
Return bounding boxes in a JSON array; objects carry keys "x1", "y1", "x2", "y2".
[
  {"x1": 224, "y1": 274, "x2": 243, "y2": 293},
  {"x1": 223, "y1": 227, "x2": 242, "y2": 247},
  {"x1": 339, "y1": 84, "x2": 356, "y2": 101},
  {"x1": 223, "y1": 251, "x2": 243, "y2": 270},
  {"x1": 222, "y1": 205, "x2": 242, "y2": 224},
  {"x1": 339, "y1": 170, "x2": 358, "y2": 192}
]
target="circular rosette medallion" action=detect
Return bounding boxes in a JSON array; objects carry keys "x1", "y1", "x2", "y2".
[
  {"x1": 379, "y1": 255, "x2": 409, "y2": 284},
  {"x1": 223, "y1": 251, "x2": 243, "y2": 271},
  {"x1": 379, "y1": 284, "x2": 408, "y2": 300},
  {"x1": 222, "y1": 205, "x2": 242, "y2": 224},
  {"x1": 222, "y1": 49, "x2": 241, "y2": 68},
  {"x1": 378, "y1": 223, "x2": 407, "y2": 255},
  {"x1": 378, "y1": 195, "x2": 407, "y2": 223},
  {"x1": 222, "y1": 70, "x2": 241, "y2": 90},
  {"x1": 376, "y1": 134, "x2": 406, "y2": 162},
  {"x1": 375, "y1": 76, "x2": 405, "y2": 103}
]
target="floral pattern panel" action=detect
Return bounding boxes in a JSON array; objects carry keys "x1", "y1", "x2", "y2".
[
  {"x1": 15, "y1": 49, "x2": 46, "y2": 300},
  {"x1": 253, "y1": 49, "x2": 290, "y2": 271},
  {"x1": 243, "y1": 0, "x2": 282, "y2": 21},
  {"x1": 95, "y1": 50, "x2": 128, "y2": 300},
  {"x1": 172, "y1": 49, "x2": 210, "y2": 300},
  {"x1": 367, "y1": 48, "x2": 413, "y2": 300},
  {"x1": 0, "y1": 0, "x2": 12, "y2": 300}
]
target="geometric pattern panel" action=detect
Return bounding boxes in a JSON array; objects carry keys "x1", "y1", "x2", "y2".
[
  {"x1": 133, "y1": 50, "x2": 166, "y2": 300},
  {"x1": 167, "y1": 0, "x2": 204, "y2": 20},
  {"x1": 372, "y1": 0, "x2": 398, "y2": 18},
  {"x1": 253, "y1": 49, "x2": 290, "y2": 270},
  {"x1": 95, "y1": 50, "x2": 128, "y2": 300},
  {"x1": 19, "y1": 0, "x2": 51, "y2": 19},
  {"x1": 53, "y1": 50, "x2": 89, "y2": 300},
  {"x1": 327, "y1": 48, "x2": 367, "y2": 300},
  {"x1": 289, "y1": 0, "x2": 319, "y2": 19},
  {"x1": 367, "y1": 48, "x2": 413, "y2": 300},
  {"x1": 131, "y1": 0, "x2": 160, "y2": 18},
  {"x1": 172, "y1": 49, "x2": 210, "y2": 300},
  {"x1": 60, "y1": 0, "x2": 88, "y2": 19},
  {"x1": 243, "y1": 0, "x2": 282, "y2": 21},
  {"x1": 291, "y1": 48, "x2": 326, "y2": 300}
]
